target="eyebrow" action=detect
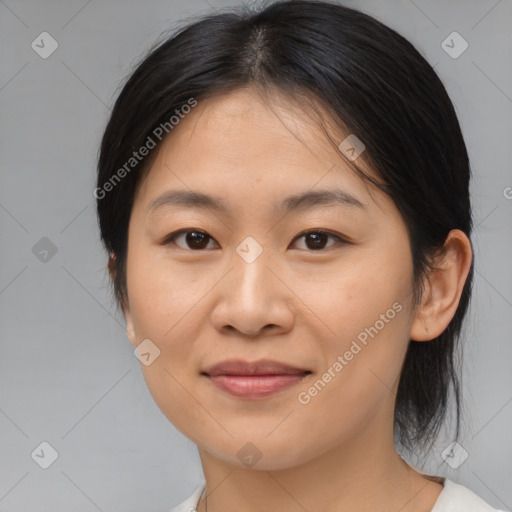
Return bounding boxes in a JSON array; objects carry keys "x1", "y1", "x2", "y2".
[{"x1": 147, "y1": 188, "x2": 367, "y2": 215}]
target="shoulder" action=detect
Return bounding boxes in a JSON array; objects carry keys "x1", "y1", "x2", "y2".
[
  {"x1": 168, "y1": 483, "x2": 205, "y2": 512},
  {"x1": 432, "y1": 478, "x2": 506, "y2": 512},
  {"x1": 169, "y1": 479, "x2": 507, "y2": 512}
]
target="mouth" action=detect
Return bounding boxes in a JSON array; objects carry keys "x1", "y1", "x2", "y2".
[{"x1": 201, "y1": 359, "x2": 312, "y2": 399}]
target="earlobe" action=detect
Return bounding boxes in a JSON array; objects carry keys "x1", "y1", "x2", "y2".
[
  {"x1": 410, "y1": 229, "x2": 472, "y2": 342},
  {"x1": 121, "y1": 295, "x2": 136, "y2": 347},
  {"x1": 123, "y1": 306, "x2": 137, "y2": 347},
  {"x1": 108, "y1": 252, "x2": 137, "y2": 346}
]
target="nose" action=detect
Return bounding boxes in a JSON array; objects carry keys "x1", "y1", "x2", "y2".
[{"x1": 210, "y1": 245, "x2": 295, "y2": 338}]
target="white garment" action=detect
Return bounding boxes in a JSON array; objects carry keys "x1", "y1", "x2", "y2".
[{"x1": 169, "y1": 478, "x2": 507, "y2": 512}]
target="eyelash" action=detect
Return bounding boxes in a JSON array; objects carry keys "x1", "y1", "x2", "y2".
[{"x1": 161, "y1": 229, "x2": 349, "y2": 251}]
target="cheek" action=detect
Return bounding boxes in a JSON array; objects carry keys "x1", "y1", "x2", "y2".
[
  {"x1": 126, "y1": 256, "x2": 212, "y2": 440},
  {"x1": 139, "y1": 363, "x2": 212, "y2": 449},
  {"x1": 126, "y1": 248, "x2": 202, "y2": 341},
  {"x1": 301, "y1": 252, "x2": 412, "y2": 413},
  {"x1": 299, "y1": 295, "x2": 410, "y2": 405},
  {"x1": 312, "y1": 258, "x2": 411, "y2": 350},
  {"x1": 288, "y1": 312, "x2": 410, "y2": 463}
]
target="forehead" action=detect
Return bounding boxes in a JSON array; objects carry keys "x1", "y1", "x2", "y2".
[{"x1": 133, "y1": 87, "x2": 384, "y2": 217}]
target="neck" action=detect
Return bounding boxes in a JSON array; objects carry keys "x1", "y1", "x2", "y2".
[{"x1": 196, "y1": 417, "x2": 443, "y2": 512}]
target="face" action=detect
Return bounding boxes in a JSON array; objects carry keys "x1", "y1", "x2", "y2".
[{"x1": 123, "y1": 87, "x2": 418, "y2": 470}]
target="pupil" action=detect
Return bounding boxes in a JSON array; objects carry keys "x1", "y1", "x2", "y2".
[
  {"x1": 307, "y1": 232, "x2": 327, "y2": 250},
  {"x1": 187, "y1": 231, "x2": 208, "y2": 249}
]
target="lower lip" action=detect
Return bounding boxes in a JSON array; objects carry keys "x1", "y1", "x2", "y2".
[{"x1": 207, "y1": 374, "x2": 307, "y2": 399}]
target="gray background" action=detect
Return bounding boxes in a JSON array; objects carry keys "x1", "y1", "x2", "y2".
[{"x1": 1, "y1": 0, "x2": 511, "y2": 510}]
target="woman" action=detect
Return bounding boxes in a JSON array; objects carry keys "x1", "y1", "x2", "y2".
[{"x1": 95, "y1": 1, "x2": 505, "y2": 510}]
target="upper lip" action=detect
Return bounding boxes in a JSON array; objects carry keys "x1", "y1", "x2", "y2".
[{"x1": 202, "y1": 359, "x2": 311, "y2": 377}]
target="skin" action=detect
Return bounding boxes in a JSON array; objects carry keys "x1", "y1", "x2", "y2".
[{"x1": 116, "y1": 86, "x2": 473, "y2": 512}]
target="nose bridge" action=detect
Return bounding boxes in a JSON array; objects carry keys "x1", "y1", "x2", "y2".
[
  {"x1": 210, "y1": 236, "x2": 293, "y2": 336},
  {"x1": 231, "y1": 236, "x2": 275, "y2": 307}
]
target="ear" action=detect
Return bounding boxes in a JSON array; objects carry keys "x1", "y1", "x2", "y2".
[
  {"x1": 123, "y1": 306, "x2": 137, "y2": 347},
  {"x1": 410, "y1": 229, "x2": 472, "y2": 342},
  {"x1": 108, "y1": 252, "x2": 137, "y2": 347},
  {"x1": 107, "y1": 252, "x2": 116, "y2": 279}
]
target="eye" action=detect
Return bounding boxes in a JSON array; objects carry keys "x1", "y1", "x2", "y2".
[
  {"x1": 162, "y1": 229, "x2": 219, "y2": 250},
  {"x1": 162, "y1": 228, "x2": 348, "y2": 251},
  {"x1": 291, "y1": 230, "x2": 347, "y2": 251}
]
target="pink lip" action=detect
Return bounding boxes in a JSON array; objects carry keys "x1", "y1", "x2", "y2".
[{"x1": 202, "y1": 359, "x2": 311, "y2": 399}]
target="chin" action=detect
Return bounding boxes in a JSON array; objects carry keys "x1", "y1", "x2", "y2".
[{"x1": 197, "y1": 434, "x2": 317, "y2": 471}]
